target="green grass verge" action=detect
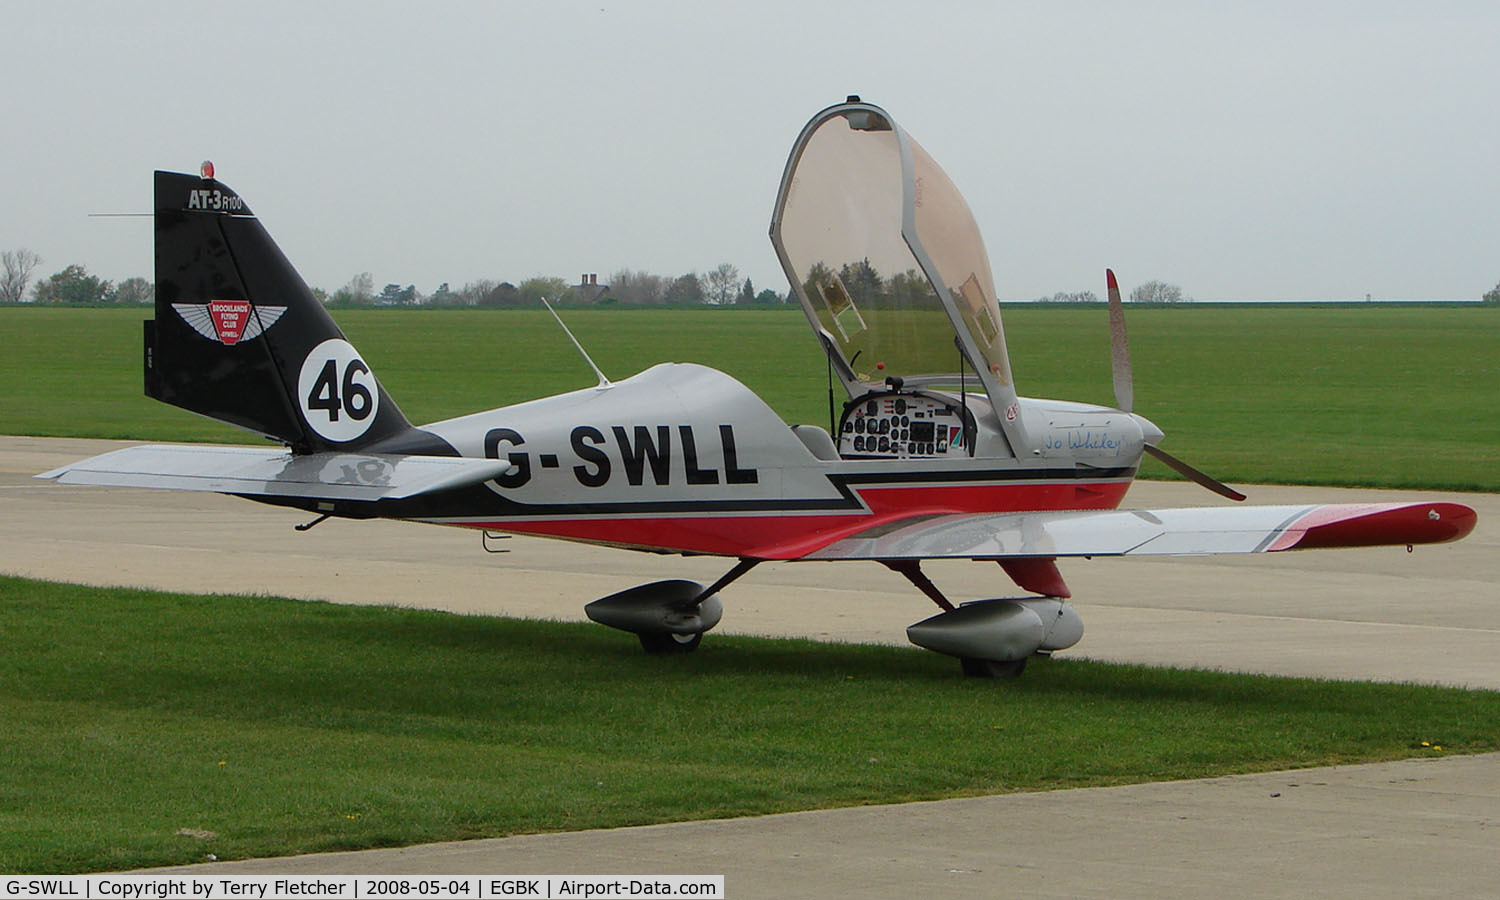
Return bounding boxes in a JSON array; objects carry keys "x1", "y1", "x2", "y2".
[
  {"x1": 2, "y1": 574, "x2": 1497, "y2": 873},
  {"x1": 1, "y1": 305, "x2": 1497, "y2": 490}
]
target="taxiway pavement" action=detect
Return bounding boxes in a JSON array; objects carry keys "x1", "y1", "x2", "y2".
[{"x1": 4, "y1": 436, "x2": 1498, "y2": 897}]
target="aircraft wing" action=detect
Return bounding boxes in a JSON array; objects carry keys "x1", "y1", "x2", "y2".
[
  {"x1": 801, "y1": 502, "x2": 1477, "y2": 560},
  {"x1": 37, "y1": 444, "x2": 513, "y2": 502}
]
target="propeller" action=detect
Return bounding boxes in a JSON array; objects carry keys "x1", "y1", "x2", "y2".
[{"x1": 1106, "y1": 269, "x2": 1246, "y2": 502}]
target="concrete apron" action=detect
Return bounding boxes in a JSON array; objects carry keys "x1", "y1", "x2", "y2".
[{"x1": 6, "y1": 436, "x2": 1498, "y2": 897}]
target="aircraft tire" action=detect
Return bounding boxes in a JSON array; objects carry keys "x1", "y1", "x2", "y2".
[
  {"x1": 638, "y1": 631, "x2": 703, "y2": 655},
  {"x1": 960, "y1": 656, "x2": 1028, "y2": 679}
]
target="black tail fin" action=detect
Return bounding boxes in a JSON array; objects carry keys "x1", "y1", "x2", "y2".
[{"x1": 147, "y1": 169, "x2": 415, "y2": 454}]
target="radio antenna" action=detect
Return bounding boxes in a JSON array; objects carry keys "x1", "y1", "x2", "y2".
[{"x1": 541, "y1": 298, "x2": 612, "y2": 389}]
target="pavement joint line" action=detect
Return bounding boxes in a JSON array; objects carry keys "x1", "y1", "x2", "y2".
[{"x1": 1078, "y1": 608, "x2": 1500, "y2": 635}]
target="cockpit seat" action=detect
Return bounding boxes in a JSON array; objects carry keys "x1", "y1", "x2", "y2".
[{"x1": 791, "y1": 424, "x2": 840, "y2": 461}]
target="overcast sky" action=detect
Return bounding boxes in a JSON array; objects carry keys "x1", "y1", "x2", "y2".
[{"x1": 5, "y1": 1, "x2": 1498, "y2": 301}]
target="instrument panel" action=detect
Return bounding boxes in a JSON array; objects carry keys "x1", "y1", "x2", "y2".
[{"x1": 838, "y1": 391, "x2": 972, "y2": 458}]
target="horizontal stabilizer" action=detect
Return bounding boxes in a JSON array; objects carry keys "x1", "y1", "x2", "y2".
[
  {"x1": 802, "y1": 502, "x2": 1477, "y2": 560},
  {"x1": 37, "y1": 444, "x2": 513, "y2": 502}
]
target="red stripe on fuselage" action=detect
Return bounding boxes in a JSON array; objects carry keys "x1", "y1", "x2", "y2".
[{"x1": 440, "y1": 479, "x2": 1132, "y2": 559}]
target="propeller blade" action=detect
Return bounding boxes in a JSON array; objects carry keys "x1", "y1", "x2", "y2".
[
  {"x1": 1143, "y1": 443, "x2": 1247, "y2": 502},
  {"x1": 1106, "y1": 268, "x2": 1133, "y2": 413},
  {"x1": 1106, "y1": 268, "x2": 1241, "y2": 500}
]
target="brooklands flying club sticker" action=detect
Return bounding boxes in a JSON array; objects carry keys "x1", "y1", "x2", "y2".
[{"x1": 172, "y1": 300, "x2": 287, "y2": 346}]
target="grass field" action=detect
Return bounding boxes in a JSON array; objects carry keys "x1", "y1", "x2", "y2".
[
  {"x1": 3, "y1": 574, "x2": 1497, "y2": 874},
  {"x1": 2, "y1": 304, "x2": 1495, "y2": 490}
]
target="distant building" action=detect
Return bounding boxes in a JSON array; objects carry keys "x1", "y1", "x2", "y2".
[{"x1": 576, "y1": 272, "x2": 610, "y2": 303}]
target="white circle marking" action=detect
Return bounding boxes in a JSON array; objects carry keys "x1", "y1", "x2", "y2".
[{"x1": 296, "y1": 338, "x2": 380, "y2": 443}]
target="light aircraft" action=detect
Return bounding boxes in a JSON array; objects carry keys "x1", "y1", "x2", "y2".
[{"x1": 42, "y1": 98, "x2": 1477, "y2": 677}]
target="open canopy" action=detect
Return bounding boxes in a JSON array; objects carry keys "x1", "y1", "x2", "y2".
[{"x1": 770, "y1": 98, "x2": 1023, "y2": 443}]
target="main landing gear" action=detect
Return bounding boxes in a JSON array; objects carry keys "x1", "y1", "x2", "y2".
[
  {"x1": 584, "y1": 559, "x2": 759, "y2": 654},
  {"x1": 885, "y1": 560, "x2": 1083, "y2": 678},
  {"x1": 584, "y1": 558, "x2": 1083, "y2": 678}
]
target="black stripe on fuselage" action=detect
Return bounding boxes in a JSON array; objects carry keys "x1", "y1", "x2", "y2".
[{"x1": 370, "y1": 464, "x2": 1139, "y2": 521}]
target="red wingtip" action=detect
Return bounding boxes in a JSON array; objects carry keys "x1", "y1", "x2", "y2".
[
  {"x1": 1106, "y1": 268, "x2": 1118, "y2": 291},
  {"x1": 1271, "y1": 502, "x2": 1478, "y2": 552}
]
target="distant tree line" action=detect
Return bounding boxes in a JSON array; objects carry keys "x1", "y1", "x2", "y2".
[
  {"x1": 14, "y1": 243, "x2": 1498, "y2": 306},
  {"x1": 0, "y1": 249, "x2": 1192, "y2": 308},
  {"x1": 1033, "y1": 290, "x2": 1101, "y2": 303},
  {"x1": 309, "y1": 261, "x2": 788, "y2": 309},
  {"x1": 2, "y1": 251, "x2": 155, "y2": 305},
  {"x1": 0, "y1": 247, "x2": 791, "y2": 309},
  {"x1": 798, "y1": 256, "x2": 1194, "y2": 307},
  {"x1": 794, "y1": 259, "x2": 943, "y2": 312},
  {"x1": 798, "y1": 257, "x2": 1200, "y2": 307}
]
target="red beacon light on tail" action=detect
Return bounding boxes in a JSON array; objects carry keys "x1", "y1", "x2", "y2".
[{"x1": 200, "y1": 160, "x2": 215, "y2": 180}]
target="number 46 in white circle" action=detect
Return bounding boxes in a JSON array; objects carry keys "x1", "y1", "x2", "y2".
[{"x1": 297, "y1": 338, "x2": 381, "y2": 443}]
